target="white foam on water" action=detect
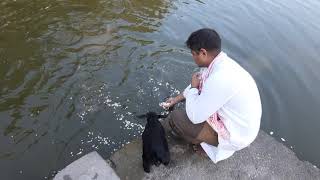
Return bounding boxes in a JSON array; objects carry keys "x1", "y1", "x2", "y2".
[{"x1": 123, "y1": 120, "x2": 144, "y2": 130}]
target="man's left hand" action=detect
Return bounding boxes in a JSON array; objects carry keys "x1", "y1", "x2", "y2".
[{"x1": 191, "y1": 73, "x2": 201, "y2": 89}]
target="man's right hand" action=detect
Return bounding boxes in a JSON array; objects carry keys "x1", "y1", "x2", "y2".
[
  {"x1": 160, "y1": 94, "x2": 185, "y2": 110},
  {"x1": 162, "y1": 97, "x2": 176, "y2": 109},
  {"x1": 160, "y1": 97, "x2": 176, "y2": 110}
]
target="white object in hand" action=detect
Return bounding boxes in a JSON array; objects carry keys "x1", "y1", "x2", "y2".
[{"x1": 159, "y1": 102, "x2": 170, "y2": 110}]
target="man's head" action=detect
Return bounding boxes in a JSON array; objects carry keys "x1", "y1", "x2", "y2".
[{"x1": 186, "y1": 28, "x2": 221, "y2": 67}]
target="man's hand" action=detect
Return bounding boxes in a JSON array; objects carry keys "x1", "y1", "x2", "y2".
[
  {"x1": 191, "y1": 73, "x2": 201, "y2": 89},
  {"x1": 160, "y1": 94, "x2": 185, "y2": 110},
  {"x1": 160, "y1": 97, "x2": 176, "y2": 110}
]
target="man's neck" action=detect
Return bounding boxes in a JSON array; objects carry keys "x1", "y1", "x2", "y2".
[{"x1": 206, "y1": 54, "x2": 219, "y2": 67}]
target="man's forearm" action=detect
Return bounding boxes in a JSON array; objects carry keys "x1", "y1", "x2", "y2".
[{"x1": 174, "y1": 93, "x2": 185, "y2": 103}]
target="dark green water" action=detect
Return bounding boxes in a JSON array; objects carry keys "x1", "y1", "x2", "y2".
[{"x1": 1, "y1": 0, "x2": 320, "y2": 179}]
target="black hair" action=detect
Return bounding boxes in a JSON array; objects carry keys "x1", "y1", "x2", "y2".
[{"x1": 186, "y1": 28, "x2": 221, "y2": 53}]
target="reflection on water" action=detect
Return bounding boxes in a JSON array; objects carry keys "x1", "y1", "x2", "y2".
[{"x1": 1, "y1": 0, "x2": 320, "y2": 179}]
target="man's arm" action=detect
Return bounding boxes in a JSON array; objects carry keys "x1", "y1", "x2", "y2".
[
  {"x1": 174, "y1": 93, "x2": 185, "y2": 103},
  {"x1": 185, "y1": 75, "x2": 240, "y2": 124},
  {"x1": 161, "y1": 85, "x2": 190, "y2": 109}
]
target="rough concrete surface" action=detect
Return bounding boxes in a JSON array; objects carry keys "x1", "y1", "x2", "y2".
[
  {"x1": 54, "y1": 151, "x2": 120, "y2": 180},
  {"x1": 108, "y1": 131, "x2": 320, "y2": 180}
]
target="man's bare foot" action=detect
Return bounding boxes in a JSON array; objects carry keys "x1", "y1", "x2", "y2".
[{"x1": 192, "y1": 144, "x2": 208, "y2": 157}]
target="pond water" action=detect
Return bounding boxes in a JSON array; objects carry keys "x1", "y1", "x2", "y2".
[{"x1": 0, "y1": 0, "x2": 320, "y2": 179}]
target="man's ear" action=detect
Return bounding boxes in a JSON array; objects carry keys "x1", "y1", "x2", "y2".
[{"x1": 199, "y1": 48, "x2": 207, "y2": 56}]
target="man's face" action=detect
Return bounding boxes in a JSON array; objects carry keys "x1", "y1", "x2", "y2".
[{"x1": 191, "y1": 50, "x2": 207, "y2": 67}]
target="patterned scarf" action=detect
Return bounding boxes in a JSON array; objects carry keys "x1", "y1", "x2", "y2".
[{"x1": 198, "y1": 59, "x2": 230, "y2": 140}]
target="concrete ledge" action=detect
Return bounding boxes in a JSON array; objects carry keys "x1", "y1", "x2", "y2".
[
  {"x1": 109, "y1": 131, "x2": 320, "y2": 180},
  {"x1": 54, "y1": 151, "x2": 120, "y2": 180}
]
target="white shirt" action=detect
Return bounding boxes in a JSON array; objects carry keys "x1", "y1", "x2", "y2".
[{"x1": 183, "y1": 51, "x2": 262, "y2": 163}]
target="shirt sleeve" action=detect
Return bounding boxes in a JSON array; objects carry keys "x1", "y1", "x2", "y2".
[
  {"x1": 183, "y1": 84, "x2": 191, "y2": 98},
  {"x1": 184, "y1": 74, "x2": 240, "y2": 124}
]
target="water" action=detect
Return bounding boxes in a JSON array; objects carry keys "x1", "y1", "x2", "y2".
[{"x1": 1, "y1": 0, "x2": 320, "y2": 179}]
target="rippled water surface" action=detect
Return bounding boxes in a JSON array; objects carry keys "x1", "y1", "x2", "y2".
[{"x1": 1, "y1": 0, "x2": 320, "y2": 179}]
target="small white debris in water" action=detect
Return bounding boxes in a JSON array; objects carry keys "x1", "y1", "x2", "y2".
[
  {"x1": 44, "y1": 6, "x2": 49, "y2": 10},
  {"x1": 19, "y1": 170, "x2": 22, "y2": 174},
  {"x1": 160, "y1": 111, "x2": 169, "y2": 116},
  {"x1": 105, "y1": 99, "x2": 112, "y2": 103},
  {"x1": 174, "y1": 89, "x2": 180, "y2": 94},
  {"x1": 290, "y1": 146, "x2": 293, "y2": 149},
  {"x1": 269, "y1": 131, "x2": 274, "y2": 135},
  {"x1": 152, "y1": 86, "x2": 159, "y2": 92},
  {"x1": 281, "y1": 138, "x2": 286, "y2": 142},
  {"x1": 118, "y1": 114, "x2": 124, "y2": 121},
  {"x1": 110, "y1": 102, "x2": 121, "y2": 107}
]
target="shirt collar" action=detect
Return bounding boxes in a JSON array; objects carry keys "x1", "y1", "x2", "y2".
[{"x1": 208, "y1": 51, "x2": 227, "y2": 69}]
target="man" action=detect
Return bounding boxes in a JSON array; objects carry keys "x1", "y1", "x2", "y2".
[{"x1": 162, "y1": 28, "x2": 262, "y2": 163}]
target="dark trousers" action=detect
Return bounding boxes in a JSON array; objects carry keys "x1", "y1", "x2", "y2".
[{"x1": 162, "y1": 109, "x2": 218, "y2": 146}]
